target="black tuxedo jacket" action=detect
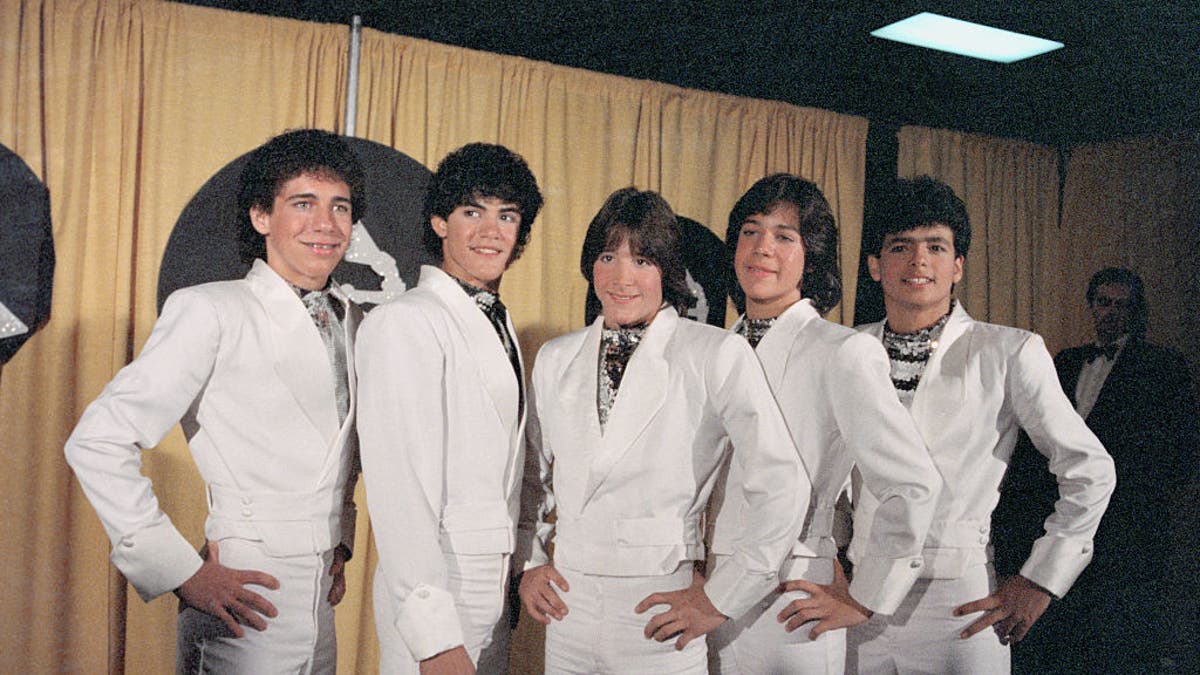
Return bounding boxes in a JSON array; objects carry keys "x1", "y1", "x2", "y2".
[
  {"x1": 1056, "y1": 337, "x2": 1197, "y2": 490},
  {"x1": 998, "y1": 337, "x2": 1198, "y2": 582}
]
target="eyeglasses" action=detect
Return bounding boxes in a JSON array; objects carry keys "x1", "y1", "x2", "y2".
[{"x1": 1093, "y1": 296, "x2": 1130, "y2": 308}]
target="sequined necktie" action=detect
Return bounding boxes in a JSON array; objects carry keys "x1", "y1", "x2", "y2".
[
  {"x1": 462, "y1": 284, "x2": 524, "y2": 418},
  {"x1": 597, "y1": 325, "x2": 646, "y2": 429},
  {"x1": 301, "y1": 289, "x2": 350, "y2": 424},
  {"x1": 737, "y1": 317, "x2": 777, "y2": 349}
]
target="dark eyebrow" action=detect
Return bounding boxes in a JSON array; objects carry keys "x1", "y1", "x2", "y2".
[
  {"x1": 741, "y1": 215, "x2": 797, "y2": 230},
  {"x1": 886, "y1": 234, "x2": 951, "y2": 245},
  {"x1": 463, "y1": 198, "x2": 520, "y2": 213},
  {"x1": 283, "y1": 192, "x2": 351, "y2": 204}
]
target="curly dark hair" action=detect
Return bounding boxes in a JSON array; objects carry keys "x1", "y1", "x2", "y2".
[
  {"x1": 580, "y1": 187, "x2": 693, "y2": 316},
  {"x1": 725, "y1": 173, "x2": 842, "y2": 316},
  {"x1": 235, "y1": 129, "x2": 366, "y2": 265},
  {"x1": 422, "y1": 143, "x2": 543, "y2": 263},
  {"x1": 865, "y1": 176, "x2": 971, "y2": 258}
]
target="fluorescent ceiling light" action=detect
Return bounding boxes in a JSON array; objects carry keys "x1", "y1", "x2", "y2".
[{"x1": 871, "y1": 12, "x2": 1064, "y2": 63}]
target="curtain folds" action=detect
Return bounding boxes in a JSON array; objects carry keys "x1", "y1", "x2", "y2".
[
  {"x1": 353, "y1": 29, "x2": 868, "y2": 331},
  {"x1": 1056, "y1": 131, "x2": 1200, "y2": 369},
  {"x1": 898, "y1": 125, "x2": 1197, "y2": 368},
  {"x1": 0, "y1": 1, "x2": 865, "y2": 672},
  {"x1": 897, "y1": 126, "x2": 1061, "y2": 336}
]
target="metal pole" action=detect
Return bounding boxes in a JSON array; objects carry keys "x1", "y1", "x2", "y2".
[{"x1": 345, "y1": 15, "x2": 362, "y2": 137}]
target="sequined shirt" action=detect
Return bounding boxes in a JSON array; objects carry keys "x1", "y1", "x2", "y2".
[
  {"x1": 882, "y1": 300, "x2": 955, "y2": 407},
  {"x1": 736, "y1": 317, "x2": 777, "y2": 350},
  {"x1": 597, "y1": 324, "x2": 647, "y2": 430}
]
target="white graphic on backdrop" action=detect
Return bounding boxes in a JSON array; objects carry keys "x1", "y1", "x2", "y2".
[{"x1": 340, "y1": 220, "x2": 408, "y2": 305}]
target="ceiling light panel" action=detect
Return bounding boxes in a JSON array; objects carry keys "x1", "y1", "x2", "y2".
[{"x1": 871, "y1": 12, "x2": 1064, "y2": 63}]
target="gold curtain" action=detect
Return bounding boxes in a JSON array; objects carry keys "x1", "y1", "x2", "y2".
[
  {"x1": 1054, "y1": 131, "x2": 1200, "y2": 371},
  {"x1": 896, "y1": 126, "x2": 1061, "y2": 335},
  {"x1": 0, "y1": 0, "x2": 866, "y2": 672},
  {"x1": 353, "y1": 28, "x2": 868, "y2": 331}
]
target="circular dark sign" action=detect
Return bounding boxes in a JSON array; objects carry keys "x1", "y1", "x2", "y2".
[
  {"x1": 159, "y1": 136, "x2": 434, "y2": 313},
  {"x1": 0, "y1": 144, "x2": 54, "y2": 365}
]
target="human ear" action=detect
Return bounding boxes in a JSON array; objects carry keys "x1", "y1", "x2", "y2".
[
  {"x1": 250, "y1": 207, "x2": 271, "y2": 236},
  {"x1": 430, "y1": 215, "x2": 448, "y2": 239},
  {"x1": 867, "y1": 255, "x2": 881, "y2": 282}
]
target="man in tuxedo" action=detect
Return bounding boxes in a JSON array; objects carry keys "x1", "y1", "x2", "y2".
[{"x1": 1012, "y1": 265, "x2": 1200, "y2": 667}]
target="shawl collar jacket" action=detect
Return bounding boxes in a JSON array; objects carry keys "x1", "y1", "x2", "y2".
[
  {"x1": 712, "y1": 300, "x2": 942, "y2": 614},
  {"x1": 855, "y1": 303, "x2": 1115, "y2": 597},
  {"x1": 65, "y1": 259, "x2": 361, "y2": 601},
  {"x1": 517, "y1": 308, "x2": 808, "y2": 621},
  {"x1": 1055, "y1": 337, "x2": 1198, "y2": 485},
  {"x1": 356, "y1": 265, "x2": 526, "y2": 661}
]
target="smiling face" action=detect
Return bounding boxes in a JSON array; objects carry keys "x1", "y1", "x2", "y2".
[
  {"x1": 867, "y1": 223, "x2": 963, "y2": 332},
  {"x1": 432, "y1": 195, "x2": 522, "y2": 291},
  {"x1": 251, "y1": 172, "x2": 353, "y2": 290},
  {"x1": 592, "y1": 238, "x2": 664, "y2": 328},
  {"x1": 734, "y1": 202, "x2": 805, "y2": 320}
]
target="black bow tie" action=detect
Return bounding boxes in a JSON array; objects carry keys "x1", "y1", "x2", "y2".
[{"x1": 1084, "y1": 343, "x2": 1120, "y2": 363}]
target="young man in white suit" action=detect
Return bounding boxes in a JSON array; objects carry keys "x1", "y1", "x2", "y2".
[
  {"x1": 517, "y1": 188, "x2": 808, "y2": 674},
  {"x1": 707, "y1": 174, "x2": 943, "y2": 674},
  {"x1": 65, "y1": 129, "x2": 365, "y2": 674},
  {"x1": 846, "y1": 176, "x2": 1116, "y2": 673},
  {"x1": 356, "y1": 143, "x2": 543, "y2": 674}
]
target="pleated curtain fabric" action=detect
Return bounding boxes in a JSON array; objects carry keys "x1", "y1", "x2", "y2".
[{"x1": 0, "y1": 1, "x2": 867, "y2": 672}]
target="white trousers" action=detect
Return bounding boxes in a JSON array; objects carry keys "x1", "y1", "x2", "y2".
[
  {"x1": 176, "y1": 542, "x2": 336, "y2": 675},
  {"x1": 846, "y1": 563, "x2": 1009, "y2": 675},
  {"x1": 708, "y1": 556, "x2": 844, "y2": 675},
  {"x1": 546, "y1": 563, "x2": 706, "y2": 675},
  {"x1": 376, "y1": 552, "x2": 510, "y2": 674}
]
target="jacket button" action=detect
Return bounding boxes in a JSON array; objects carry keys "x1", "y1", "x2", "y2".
[
  {"x1": 909, "y1": 560, "x2": 921, "y2": 568},
  {"x1": 242, "y1": 497, "x2": 252, "y2": 505},
  {"x1": 979, "y1": 536, "x2": 988, "y2": 544},
  {"x1": 242, "y1": 509, "x2": 253, "y2": 518},
  {"x1": 978, "y1": 526, "x2": 988, "y2": 534},
  {"x1": 415, "y1": 589, "x2": 430, "y2": 599}
]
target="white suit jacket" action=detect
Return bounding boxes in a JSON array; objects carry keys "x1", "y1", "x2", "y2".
[
  {"x1": 517, "y1": 308, "x2": 808, "y2": 621},
  {"x1": 711, "y1": 300, "x2": 942, "y2": 614},
  {"x1": 854, "y1": 303, "x2": 1116, "y2": 597},
  {"x1": 356, "y1": 265, "x2": 525, "y2": 661},
  {"x1": 65, "y1": 259, "x2": 361, "y2": 601}
]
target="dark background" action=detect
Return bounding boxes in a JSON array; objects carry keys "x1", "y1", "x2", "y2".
[{"x1": 173, "y1": 0, "x2": 1198, "y2": 149}]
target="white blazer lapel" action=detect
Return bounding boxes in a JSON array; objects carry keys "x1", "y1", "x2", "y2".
[
  {"x1": 910, "y1": 303, "x2": 971, "y2": 446},
  {"x1": 559, "y1": 317, "x2": 604, "y2": 441},
  {"x1": 754, "y1": 299, "x2": 818, "y2": 391},
  {"x1": 582, "y1": 308, "x2": 674, "y2": 504},
  {"x1": 248, "y1": 260, "x2": 339, "y2": 444},
  {"x1": 428, "y1": 267, "x2": 521, "y2": 436}
]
